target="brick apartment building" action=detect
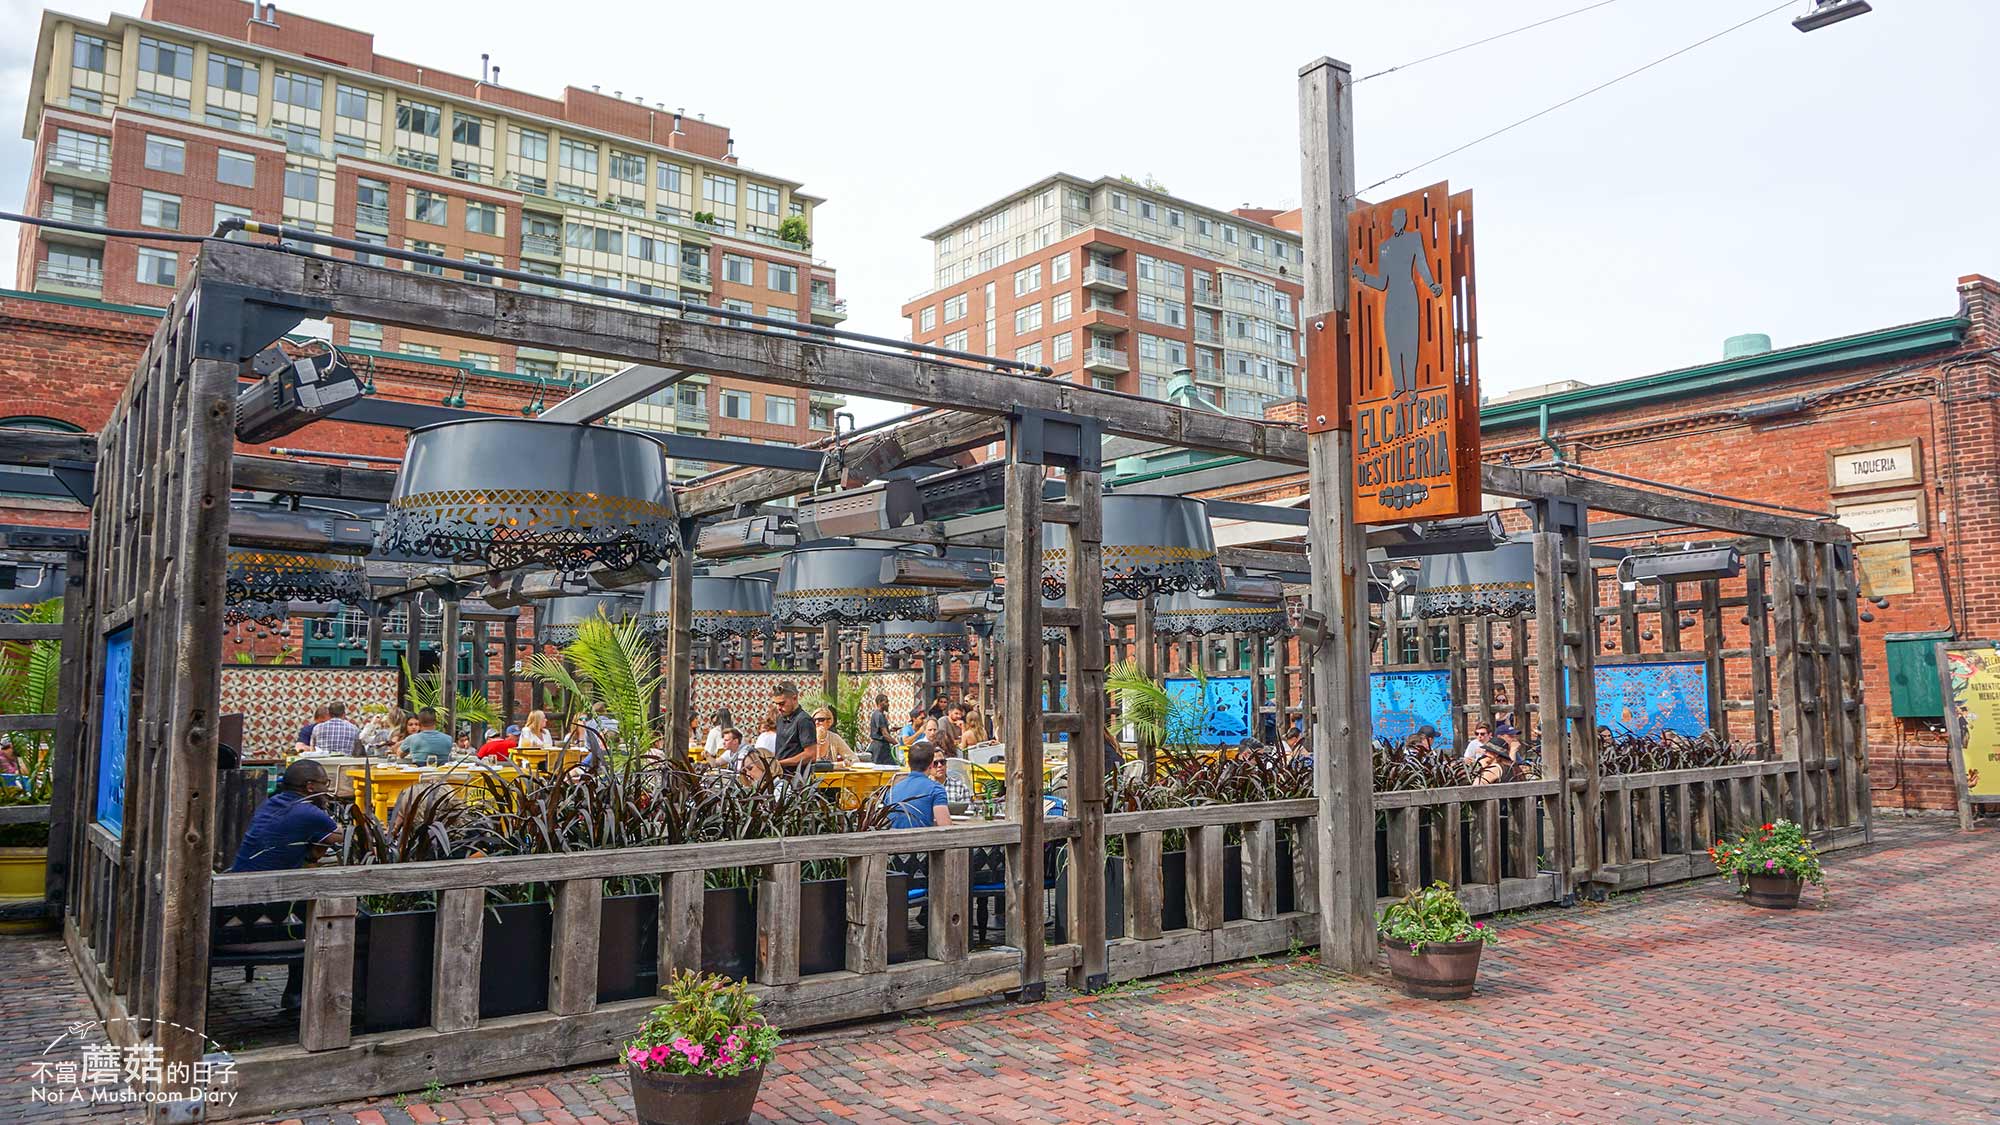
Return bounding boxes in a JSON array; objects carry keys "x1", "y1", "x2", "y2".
[
  {"x1": 1161, "y1": 272, "x2": 2000, "y2": 813},
  {"x1": 901, "y1": 174, "x2": 1304, "y2": 424},
  {"x1": 14, "y1": 0, "x2": 845, "y2": 469}
]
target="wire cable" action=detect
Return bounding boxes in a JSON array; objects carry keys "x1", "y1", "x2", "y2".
[
  {"x1": 1356, "y1": 0, "x2": 1628, "y2": 83},
  {"x1": 1355, "y1": 0, "x2": 1795, "y2": 197}
]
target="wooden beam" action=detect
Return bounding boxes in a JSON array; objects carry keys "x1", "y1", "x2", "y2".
[
  {"x1": 1480, "y1": 463, "x2": 1842, "y2": 543},
  {"x1": 195, "y1": 240, "x2": 1309, "y2": 466},
  {"x1": 1298, "y1": 56, "x2": 1376, "y2": 975},
  {"x1": 680, "y1": 410, "x2": 999, "y2": 520}
]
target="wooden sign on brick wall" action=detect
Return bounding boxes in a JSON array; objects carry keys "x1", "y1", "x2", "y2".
[{"x1": 1342, "y1": 181, "x2": 1481, "y2": 524}]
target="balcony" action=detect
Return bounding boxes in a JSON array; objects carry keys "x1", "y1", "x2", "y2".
[
  {"x1": 1082, "y1": 346, "x2": 1129, "y2": 374},
  {"x1": 1194, "y1": 324, "x2": 1221, "y2": 345},
  {"x1": 810, "y1": 293, "x2": 848, "y2": 325},
  {"x1": 355, "y1": 202, "x2": 390, "y2": 231},
  {"x1": 40, "y1": 199, "x2": 107, "y2": 242},
  {"x1": 679, "y1": 264, "x2": 712, "y2": 289},
  {"x1": 1081, "y1": 262, "x2": 1128, "y2": 292},
  {"x1": 1079, "y1": 305, "x2": 1128, "y2": 335},
  {"x1": 1276, "y1": 307, "x2": 1298, "y2": 328},
  {"x1": 520, "y1": 231, "x2": 561, "y2": 260},
  {"x1": 45, "y1": 144, "x2": 110, "y2": 185},
  {"x1": 1192, "y1": 286, "x2": 1223, "y2": 309},
  {"x1": 35, "y1": 261, "x2": 103, "y2": 295}
]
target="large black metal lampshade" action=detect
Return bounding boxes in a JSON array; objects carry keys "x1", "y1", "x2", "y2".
[
  {"x1": 377, "y1": 419, "x2": 680, "y2": 572},
  {"x1": 867, "y1": 617, "x2": 968, "y2": 655},
  {"x1": 640, "y1": 576, "x2": 775, "y2": 639},
  {"x1": 773, "y1": 546, "x2": 936, "y2": 626},
  {"x1": 1415, "y1": 541, "x2": 1536, "y2": 618},
  {"x1": 1042, "y1": 495, "x2": 1222, "y2": 601},
  {"x1": 1152, "y1": 589, "x2": 1289, "y2": 637},
  {"x1": 224, "y1": 549, "x2": 367, "y2": 625},
  {"x1": 540, "y1": 593, "x2": 639, "y2": 645}
]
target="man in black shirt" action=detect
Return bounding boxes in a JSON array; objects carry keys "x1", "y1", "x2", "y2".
[{"x1": 770, "y1": 681, "x2": 818, "y2": 773}]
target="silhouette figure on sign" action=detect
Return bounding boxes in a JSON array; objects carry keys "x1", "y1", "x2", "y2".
[{"x1": 1351, "y1": 207, "x2": 1445, "y2": 398}]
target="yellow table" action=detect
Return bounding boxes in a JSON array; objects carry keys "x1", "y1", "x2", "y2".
[
  {"x1": 510, "y1": 746, "x2": 587, "y2": 774},
  {"x1": 422, "y1": 761, "x2": 524, "y2": 807},
  {"x1": 815, "y1": 764, "x2": 903, "y2": 809},
  {"x1": 344, "y1": 765, "x2": 422, "y2": 823}
]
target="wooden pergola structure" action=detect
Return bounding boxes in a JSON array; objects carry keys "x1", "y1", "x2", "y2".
[{"x1": 6, "y1": 66, "x2": 1868, "y2": 1122}]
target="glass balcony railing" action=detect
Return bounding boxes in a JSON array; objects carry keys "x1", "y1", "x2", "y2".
[
  {"x1": 1082, "y1": 262, "x2": 1128, "y2": 287},
  {"x1": 42, "y1": 199, "x2": 106, "y2": 226},
  {"x1": 48, "y1": 144, "x2": 110, "y2": 175},
  {"x1": 680, "y1": 264, "x2": 712, "y2": 286},
  {"x1": 37, "y1": 261, "x2": 103, "y2": 289},
  {"x1": 521, "y1": 231, "x2": 561, "y2": 256},
  {"x1": 355, "y1": 203, "x2": 390, "y2": 230},
  {"x1": 810, "y1": 294, "x2": 848, "y2": 315}
]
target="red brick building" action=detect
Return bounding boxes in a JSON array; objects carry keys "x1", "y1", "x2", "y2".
[{"x1": 1174, "y1": 273, "x2": 2000, "y2": 812}]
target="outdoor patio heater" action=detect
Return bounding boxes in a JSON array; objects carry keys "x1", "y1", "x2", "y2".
[
  {"x1": 538, "y1": 592, "x2": 640, "y2": 646},
  {"x1": 1414, "y1": 540, "x2": 1537, "y2": 618},
  {"x1": 772, "y1": 546, "x2": 938, "y2": 626},
  {"x1": 1041, "y1": 494, "x2": 1223, "y2": 601}
]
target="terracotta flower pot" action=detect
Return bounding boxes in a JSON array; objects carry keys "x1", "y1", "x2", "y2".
[
  {"x1": 629, "y1": 1062, "x2": 765, "y2": 1125},
  {"x1": 1744, "y1": 872, "x2": 1803, "y2": 909},
  {"x1": 1382, "y1": 937, "x2": 1484, "y2": 1000}
]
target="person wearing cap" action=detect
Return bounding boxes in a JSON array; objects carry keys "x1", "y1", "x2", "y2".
[
  {"x1": 477, "y1": 724, "x2": 521, "y2": 760},
  {"x1": 1473, "y1": 739, "x2": 1521, "y2": 785},
  {"x1": 1404, "y1": 725, "x2": 1438, "y2": 756},
  {"x1": 812, "y1": 706, "x2": 856, "y2": 767}
]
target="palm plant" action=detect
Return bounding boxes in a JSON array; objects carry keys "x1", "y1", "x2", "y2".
[
  {"x1": 400, "y1": 654, "x2": 503, "y2": 730},
  {"x1": 804, "y1": 674, "x2": 868, "y2": 748},
  {"x1": 525, "y1": 614, "x2": 663, "y2": 762}
]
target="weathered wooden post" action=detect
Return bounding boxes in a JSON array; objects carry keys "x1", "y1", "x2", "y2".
[
  {"x1": 666, "y1": 533, "x2": 695, "y2": 766},
  {"x1": 1297, "y1": 55, "x2": 1377, "y2": 974},
  {"x1": 1000, "y1": 447, "x2": 1047, "y2": 999}
]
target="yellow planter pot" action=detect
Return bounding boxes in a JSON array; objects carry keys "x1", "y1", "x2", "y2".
[{"x1": 0, "y1": 846, "x2": 50, "y2": 933}]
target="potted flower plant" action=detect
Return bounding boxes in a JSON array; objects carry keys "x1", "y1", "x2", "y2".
[
  {"x1": 626, "y1": 970, "x2": 780, "y2": 1125},
  {"x1": 1708, "y1": 819, "x2": 1824, "y2": 909},
  {"x1": 1377, "y1": 880, "x2": 1496, "y2": 999}
]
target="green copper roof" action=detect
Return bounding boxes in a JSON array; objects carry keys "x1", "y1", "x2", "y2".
[{"x1": 1478, "y1": 316, "x2": 1966, "y2": 431}]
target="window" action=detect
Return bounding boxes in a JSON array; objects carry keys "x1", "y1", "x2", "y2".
[
  {"x1": 722, "y1": 254, "x2": 754, "y2": 285},
  {"x1": 767, "y1": 263, "x2": 798, "y2": 294},
  {"x1": 335, "y1": 84, "x2": 373, "y2": 120},
  {"x1": 1052, "y1": 253, "x2": 1071, "y2": 283},
  {"x1": 515, "y1": 128, "x2": 549, "y2": 163},
  {"x1": 464, "y1": 201, "x2": 500, "y2": 236},
  {"x1": 1249, "y1": 232, "x2": 1264, "y2": 253},
  {"x1": 460, "y1": 351, "x2": 497, "y2": 370},
  {"x1": 409, "y1": 240, "x2": 446, "y2": 275},
  {"x1": 1015, "y1": 342, "x2": 1043, "y2": 366},
  {"x1": 941, "y1": 330, "x2": 968, "y2": 351},
  {"x1": 273, "y1": 123, "x2": 321, "y2": 155},
  {"x1": 765, "y1": 396, "x2": 797, "y2": 426},
  {"x1": 1052, "y1": 292, "x2": 1072, "y2": 322},
  {"x1": 397, "y1": 100, "x2": 440, "y2": 137},
  {"x1": 138, "y1": 37, "x2": 192, "y2": 81},
  {"x1": 140, "y1": 191, "x2": 180, "y2": 230},
  {"x1": 1138, "y1": 199, "x2": 1157, "y2": 221},
  {"x1": 409, "y1": 189, "x2": 447, "y2": 225},
  {"x1": 132, "y1": 90, "x2": 189, "y2": 118},
  {"x1": 403, "y1": 343, "x2": 441, "y2": 360},
  {"x1": 1053, "y1": 332, "x2": 1073, "y2": 362},
  {"x1": 746, "y1": 183, "x2": 780, "y2": 216},
  {"x1": 347, "y1": 320, "x2": 383, "y2": 348},
  {"x1": 69, "y1": 90, "x2": 104, "y2": 114},
  {"x1": 212, "y1": 203, "x2": 252, "y2": 239},
  {"x1": 657, "y1": 162, "x2": 686, "y2": 193},
  {"x1": 1167, "y1": 209, "x2": 1184, "y2": 228},
  {"x1": 351, "y1": 229, "x2": 387, "y2": 265},
  {"x1": 208, "y1": 53, "x2": 258, "y2": 95},
  {"x1": 1014, "y1": 263, "x2": 1042, "y2": 296},
  {"x1": 143, "y1": 136, "x2": 184, "y2": 174},
  {"x1": 627, "y1": 234, "x2": 671, "y2": 264},
  {"x1": 609, "y1": 151, "x2": 644, "y2": 184},
  {"x1": 1221, "y1": 225, "x2": 1237, "y2": 245},
  {"x1": 72, "y1": 33, "x2": 108, "y2": 73},
  {"x1": 720, "y1": 390, "x2": 752, "y2": 420},
  {"x1": 564, "y1": 222, "x2": 619, "y2": 253},
  {"x1": 703, "y1": 174, "x2": 738, "y2": 208},
  {"x1": 452, "y1": 115, "x2": 486, "y2": 148},
  {"x1": 943, "y1": 293, "x2": 967, "y2": 323},
  {"x1": 558, "y1": 138, "x2": 598, "y2": 174},
  {"x1": 135, "y1": 247, "x2": 177, "y2": 287},
  {"x1": 1014, "y1": 303, "x2": 1043, "y2": 334},
  {"x1": 274, "y1": 71, "x2": 323, "y2": 111},
  {"x1": 919, "y1": 307, "x2": 936, "y2": 333},
  {"x1": 1274, "y1": 241, "x2": 1291, "y2": 262}
]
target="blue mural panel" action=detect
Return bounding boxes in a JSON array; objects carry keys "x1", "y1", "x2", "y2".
[
  {"x1": 95, "y1": 626, "x2": 132, "y2": 836},
  {"x1": 1163, "y1": 676, "x2": 1254, "y2": 745},
  {"x1": 1594, "y1": 660, "x2": 1710, "y2": 738},
  {"x1": 1370, "y1": 670, "x2": 1456, "y2": 746}
]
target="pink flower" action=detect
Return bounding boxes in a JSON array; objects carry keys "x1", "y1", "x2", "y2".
[
  {"x1": 627, "y1": 1047, "x2": 649, "y2": 1067},
  {"x1": 1765, "y1": 859, "x2": 1776, "y2": 869},
  {"x1": 671, "y1": 1036, "x2": 693, "y2": 1053},
  {"x1": 649, "y1": 1044, "x2": 673, "y2": 1064},
  {"x1": 1472, "y1": 922, "x2": 1484, "y2": 929},
  {"x1": 718, "y1": 1053, "x2": 735, "y2": 1067},
  {"x1": 725, "y1": 1034, "x2": 744, "y2": 1053}
]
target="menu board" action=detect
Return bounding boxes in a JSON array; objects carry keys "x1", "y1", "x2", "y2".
[{"x1": 1942, "y1": 645, "x2": 2000, "y2": 810}]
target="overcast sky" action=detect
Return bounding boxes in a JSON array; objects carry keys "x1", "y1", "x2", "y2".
[{"x1": 1, "y1": 0, "x2": 1992, "y2": 424}]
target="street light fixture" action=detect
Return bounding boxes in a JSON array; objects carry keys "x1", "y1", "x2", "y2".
[{"x1": 1793, "y1": 0, "x2": 1871, "y2": 32}]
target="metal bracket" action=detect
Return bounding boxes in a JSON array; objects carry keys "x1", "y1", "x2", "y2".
[
  {"x1": 49, "y1": 458, "x2": 96, "y2": 507},
  {"x1": 1008, "y1": 408, "x2": 1102, "y2": 472},
  {"x1": 1536, "y1": 498, "x2": 1589, "y2": 537},
  {"x1": 1013, "y1": 981, "x2": 1048, "y2": 1004},
  {"x1": 1083, "y1": 972, "x2": 1109, "y2": 993},
  {"x1": 191, "y1": 281, "x2": 333, "y2": 363}
]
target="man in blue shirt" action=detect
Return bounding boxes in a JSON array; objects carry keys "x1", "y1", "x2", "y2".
[
  {"x1": 399, "y1": 708, "x2": 455, "y2": 765},
  {"x1": 230, "y1": 760, "x2": 340, "y2": 872},
  {"x1": 884, "y1": 744, "x2": 953, "y2": 830}
]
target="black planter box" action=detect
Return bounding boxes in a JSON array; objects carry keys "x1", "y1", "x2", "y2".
[
  {"x1": 1057, "y1": 835, "x2": 1298, "y2": 944},
  {"x1": 703, "y1": 885, "x2": 757, "y2": 981},
  {"x1": 798, "y1": 874, "x2": 913, "y2": 976},
  {"x1": 598, "y1": 893, "x2": 659, "y2": 1004},
  {"x1": 354, "y1": 907, "x2": 436, "y2": 1034},
  {"x1": 479, "y1": 899, "x2": 553, "y2": 1018}
]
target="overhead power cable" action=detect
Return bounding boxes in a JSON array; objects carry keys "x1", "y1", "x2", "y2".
[
  {"x1": 1356, "y1": 0, "x2": 1629, "y2": 83},
  {"x1": 1354, "y1": 0, "x2": 1795, "y2": 198}
]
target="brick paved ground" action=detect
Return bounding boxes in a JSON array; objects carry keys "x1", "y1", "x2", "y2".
[{"x1": 7, "y1": 815, "x2": 1996, "y2": 1123}]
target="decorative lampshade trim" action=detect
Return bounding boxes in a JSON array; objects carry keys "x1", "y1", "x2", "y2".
[
  {"x1": 225, "y1": 549, "x2": 368, "y2": 611},
  {"x1": 1152, "y1": 605, "x2": 1289, "y2": 637},
  {"x1": 773, "y1": 547, "x2": 939, "y2": 626},
  {"x1": 866, "y1": 618, "x2": 969, "y2": 655}
]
